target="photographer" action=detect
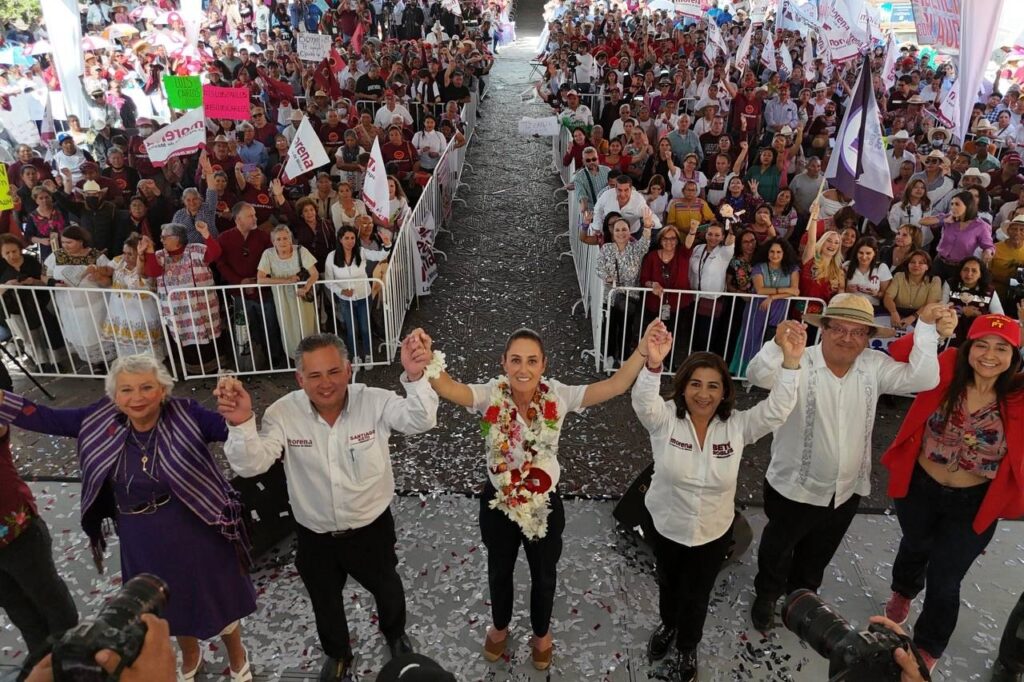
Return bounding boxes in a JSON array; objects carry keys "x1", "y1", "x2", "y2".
[
  {"x1": 24, "y1": 614, "x2": 176, "y2": 682},
  {"x1": 868, "y1": 616, "x2": 929, "y2": 682}
]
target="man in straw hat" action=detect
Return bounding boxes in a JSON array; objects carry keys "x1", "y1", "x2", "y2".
[{"x1": 746, "y1": 293, "x2": 957, "y2": 630}]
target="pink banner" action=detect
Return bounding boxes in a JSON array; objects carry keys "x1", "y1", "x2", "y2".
[
  {"x1": 202, "y1": 85, "x2": 251, "y2": 120},
  {"x1": 911, "y1": 0, "x2": 961, "y2": 50}
]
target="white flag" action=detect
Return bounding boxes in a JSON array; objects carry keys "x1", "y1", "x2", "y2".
[
  {"x1": 937, "y1": 77, "x2": 961, "y2": 141},
  {"x1": 881, "y1": 33, "x2": 899, "y2": 92},
  {"x1": 803, "y1": 32, "x2": 815, "y2": 69},
  {"x1": 704, "y1": 37, "x2": 718, "y2": 65},
  {"x1": 760, "y1": 31, "x2": 777, "y2": 71},
  {"x1": 283, "y1": 116, "x2": 329, "y2": 181},
  {"x1": 696, "y1": 68, "x2": 713, "y2": 100},
  {"x1": 956, "y1": 0, "x2": 1005, "y2": 142},
  {"x1": 735, "y1": 24, "x2": 755, "y2": 73},
  {"x1": 362, "y1": 137, "x2": 390, "y2": 223},
  {"x1": 779, "y1": 39, "x2": 793, "y2": 76},
  {"x1": 144, "y1": 107, "x2": 206, "y2": 167}
]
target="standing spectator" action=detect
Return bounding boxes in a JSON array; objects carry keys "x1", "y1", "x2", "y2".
[{"x1": 257, "y1": 226, "x2": 319, "y2": 360}]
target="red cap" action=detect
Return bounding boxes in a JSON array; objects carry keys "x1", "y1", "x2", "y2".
[{"x1": 967, "y1": 314, "x2": 1021, "y2": 348}]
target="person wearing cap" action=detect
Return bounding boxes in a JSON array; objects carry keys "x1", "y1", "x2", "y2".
[
  {"x1": 969, "y1": 136, "x2": 1001, "y2": 173},
  {"x1": 886, "y1": 130, "x2": 917, "y2": 181},
  {"x1": 746, "y1": 295, "x2": 955, "y2": 631},
  {"x1": 54, "y1": 135, "x2": 92, "y2": 185},
  {"x1": 987, "y1": 153, "x2": 1024, "y2": 209},
  {"x1": 560, "y1": 89, "x2": 593, "y2": 128},
  {"x1": 880, "y1": 313, "x2": 1024, "y2": 673},
  {"x1": 990, "y1": 214, "x2": 1024, "y2": 303},
  {"x1": 374, "y1": 90, "x2": 414, "y2": 129}
]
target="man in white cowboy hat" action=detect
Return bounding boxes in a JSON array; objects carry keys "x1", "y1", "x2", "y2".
[
  {"x1": 747, "y1": 293, "x2": 957, "y2": 631},
  {"x1": 886, "y1": 130, "x2": 916, "y2": 180},
  {"x1": 283, "y1": 109, "x2": 304, "y2": 143},
  {"x1": 926, "y1": 126, "x2": 952, "y2": 153}
]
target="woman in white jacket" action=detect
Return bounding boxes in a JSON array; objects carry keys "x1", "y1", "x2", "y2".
[
  {"x1": 631, "y1": 324, "x2": 806, "y2": 682},
  {"x1": 324, "y1": 226, "x2": 376, "y2": 363}
]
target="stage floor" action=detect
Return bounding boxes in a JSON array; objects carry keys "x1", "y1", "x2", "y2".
[{"x1": 1, "y1": 483, "x2": 1018, "y2": 681}]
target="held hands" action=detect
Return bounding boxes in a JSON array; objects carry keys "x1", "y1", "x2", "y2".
[
  {"x1": 918, "y1": 302, "x2": 957, "y2": 338},
  {"x1": 214, "y1": 376, "x2": 254, "y2": 426},
  {"x1": 774, "y1": 321, "x2": 807, "y2": 368},
  {"x1": 400, "y1": 327, "x2": 432, "y2": 380},
  {"x1": 642, "y1": 319, "x2": 672, "y2": 368}
]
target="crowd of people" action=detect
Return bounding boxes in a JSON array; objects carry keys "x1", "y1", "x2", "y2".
[
  {"x1": 0, "y1": 0, "x2": 497, "y2": 376},
  {"x1": 541, "y1": 0, "x2": 1024, "y2": 372}
]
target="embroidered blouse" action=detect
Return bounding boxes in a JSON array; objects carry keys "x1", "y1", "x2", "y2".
[{"x1": 924, "y1": 398, "x2": 1007, "y2": 479}]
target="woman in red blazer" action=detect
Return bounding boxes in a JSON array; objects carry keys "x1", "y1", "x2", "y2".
[{"x1": 880, "y1": 313, "x2": 1024, "y2": 674}]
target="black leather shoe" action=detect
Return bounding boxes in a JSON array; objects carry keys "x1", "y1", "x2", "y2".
[
  {"x1": 676, "y1": 647, "x2": 698, "y2": 682},
  {"x1": 751, "y1": 594, "x2": 777, "y2": 631},
  {"x1": 647, "y1": 623, "x2": 676, "y2": 661},
  {"x1": 992, "y1": 659, "x2": 1023, "y2": 682},
  {"x1": 319, "y1": 656, "x2": 357, "y2": 682},
  {"x1": 386, "y1": 633, "x2": 414, "y2": 659}
]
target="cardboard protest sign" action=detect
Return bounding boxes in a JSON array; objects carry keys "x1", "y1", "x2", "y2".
[
  {"x1": 297, "y1": 33, "x2": 332, "y2": 62},
  {"x1": 163, "y1": 75, "x2": 203, "y2": 110},
  {"x1": 203, "y1": 85, "x2": 251, "y2": 120},
  {"x1": 0, "y1": 165, "x2": 13, "y2": 211}
]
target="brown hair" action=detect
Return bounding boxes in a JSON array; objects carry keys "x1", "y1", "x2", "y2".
[{"x1": 669, "y1": 352, "x2": 735, "y2": 421}]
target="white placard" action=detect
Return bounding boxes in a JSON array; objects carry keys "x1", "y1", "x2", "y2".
[
  {"x1": 297, "y1": 33, "x2": 332, "y2": 62},
  {"x1": 518, "y1": 116, "x2": 562, "y2": 137}
]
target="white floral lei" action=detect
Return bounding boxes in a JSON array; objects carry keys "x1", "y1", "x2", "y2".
[{"x1": 480, "y1": 376, "x2": 560, "y2": 540}]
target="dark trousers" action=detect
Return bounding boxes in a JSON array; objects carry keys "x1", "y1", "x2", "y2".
[
  {"x1": 644, "y1": 514, "x2": 733, "y2": 650},
  {"x1": 997, "y1": 592, "x2": 1024, "y2": 672},
  {"x1": 754, "y1": 479, "x2": 861, "y2": 601},
  {"x1": 891, "y1": 463, "x2": 995, "y2": 657},
  {"x1": 294, "y1": 508, "x2": 406, "y2": 662},
  {"x1": 479, "y1": 483, "x2": 565, "y2": 637},
  {"x1": 0, "y1": 517, "x2": 78, "y2": 658},
  {"x1": 692, "y1": 303, "x2": 729, "y2": 358}
]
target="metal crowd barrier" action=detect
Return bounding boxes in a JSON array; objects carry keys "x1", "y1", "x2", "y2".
[
  {"x1": 0, "y1": 284, "x2": 175, "y2": 379},
  {"x1": 596, "y1": 287, "x2": 828, "y2": 379}
]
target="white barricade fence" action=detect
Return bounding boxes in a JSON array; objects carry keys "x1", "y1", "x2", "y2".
[
  {"x1": 552, "y1": 126, "x2": 572, "y2": 182},
  {"x1": 563, "y1": 160, "x2": 598, "y2": 319},
  {"x1": 597, "y1": 287, "x2": 828, "y2": 379},
  {"x1": 162, "y1": 278, "x2": 390, "y2": 380},
  {"x1": 0, "y1": 283, "x2": 175, "y2": 379}
]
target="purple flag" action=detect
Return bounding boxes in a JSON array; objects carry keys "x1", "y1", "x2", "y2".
[{"x1": 824, "y1": 54, "x2": 893, "y2": 225}]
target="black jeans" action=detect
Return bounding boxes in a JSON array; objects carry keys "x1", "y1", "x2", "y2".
[
  {"x1": 891, "y1": 463, "x2": 995, "y2": 657},
  {"x1": 294, "y1": 508, "x2": 406, "y2": 662},
  {"x1": 997, "y1": 592, "x2": 1024, "y2": 672},
  {"x1": 644, "y1": 513, "x2": 733, "y2": 650},
  {"x1": 754, "y1": 479, "x2": 861, "y2": 601},
  {"x1": 0, "y1": 517, "x2": 78, "y2": 658},
  {"x1": 479, "y1": 482, "x2": 565, "y2": 637}
]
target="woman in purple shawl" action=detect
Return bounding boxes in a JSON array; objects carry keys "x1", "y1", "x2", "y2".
[{"x1": 0, "y1": 354, "x2": 255, "y2": 682}]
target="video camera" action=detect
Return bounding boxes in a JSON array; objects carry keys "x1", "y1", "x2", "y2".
[
  {"x1": 783, "y1": 589, "x2": 930, "y2": 681},
  {"x1": 35, "y1": 574, "x2": 169, "y2": 682},
  {"x1": 1007, "y1": 267, "x2": 1024, "y2": 312}
]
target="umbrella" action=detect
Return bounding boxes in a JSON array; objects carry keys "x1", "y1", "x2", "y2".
[
  {"x1": 147, "y1": 30, "x2": 186, "y2": 50},
  {"x1": 25, "y1": 40, "x2": 52, "y2": 56},
  {"x1": 171, "y1": 44, "x2": 207, "y2": 62},
  {"x1": 647, "y1": 0, "x2": 675, "y2": 11},
  {"x1": 0, "y1": 47, "x2": 35, "y2": 67},
  {"x1": 103, "y1": 23, "x2": 140, "y2": 40},
  {"x1": 129, "y1": 5, "x2": 159, "y2": 20},
  {"x1": 81, "y1": 35, "x2": 115, "y2": 51},
  {"x1": 153, "y1": 11, "x2": 172, "y2": 25}
]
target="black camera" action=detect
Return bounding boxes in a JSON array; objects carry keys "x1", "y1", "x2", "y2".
[
  {"x1": 1007, "y1": 267, "x2": 1024, "y2": 313},
  {"x1": 50, "y1": 574, "x2": 169, "y2": 682},
  {"x1": 783, "y1": 589, "x2": 930, "y2": 682}
]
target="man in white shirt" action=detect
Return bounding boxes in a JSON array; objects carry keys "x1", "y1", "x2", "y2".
[
  {"x1": 745, "y1": 295, "x2": 955, "y2": 630},
  {"x1": 216, "y1": 332, "x2": 438, "y2": 682},
  {"x1": 886, "y1": 130, "x2": 917, "y2": 180},
  {"x1": 373, "y1": 90, "x2": 414, "y2": 128},
  {"x1": 561, "y1": 90, "x2": 593, "y2": 127},
  {"x1": 590, "y1": 175, "x2": 662, "y2": 237}
]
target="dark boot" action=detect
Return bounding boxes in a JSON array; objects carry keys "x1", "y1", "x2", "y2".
[{"x1": 647, "y1": 623, "x2": 676, "y2": 661}]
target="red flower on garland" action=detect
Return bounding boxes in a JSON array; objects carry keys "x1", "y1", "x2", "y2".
[
  {"x1": 484, "y1": 406, "x2": 500, "y2": 424},
  {"x1": 543, "y1": 401, "x2": 558, "y2": 421}
]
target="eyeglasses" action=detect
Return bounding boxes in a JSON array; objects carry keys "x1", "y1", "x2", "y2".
[
  {"x1": 824, "y1": 325, "x2": 869, "y2": 340},
  {"x1": 660, "y1": 236, "x2": 679, "y2": 242},
  {"x1": 925, "y1": 158, "x2": 941, "y2": 164}
]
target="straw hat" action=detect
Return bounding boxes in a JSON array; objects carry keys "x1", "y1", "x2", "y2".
[
  {"x1": 961, "y1": 167, "x2": 991, "y2": 188},
  {"x1": 927, "y1": 127, "x2": 950, "y2": 144},
  {"x1": 803, "y1": 293, "x2": 896, "y2": 338}
]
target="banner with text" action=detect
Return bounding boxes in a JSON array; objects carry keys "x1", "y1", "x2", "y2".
[
  {"x1": 297, "y1": 33, "x2": 332, "y2": 62},
  {"x1": 820, "y1": 0, "x2": 865, "y2": 63},
  {"x1": 412, "y1": 210, "x2": 438, "y2": 296},
  {"x1": 0, "y1": 164, "x2": 13, "y2": 211},
  {"x1": 144, "y1": 106, "x2": 207, "y2": 166},
  {"x1": 163, "y1": 75, "x2": 203, "y2": 110},
  {"x1": 283, "y1": 117, "x2": 330, "y2": 180},
  {"x1": 203, "y1": 85, "x2": 251, "y2": 120},
  {"x1": 911, "y1": 0, "x2": 960, "y2": 51},
  {"x1": 674, "y1": 0, "x2": 702, "y2": 18}
]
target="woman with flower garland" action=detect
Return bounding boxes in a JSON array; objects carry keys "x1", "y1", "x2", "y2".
[
  {"x1": 420, "y1": 321, "x2": 666, "y2": 671},
  {"x1": 633, "y1": 325, "x2": 806, "y2": 681}
]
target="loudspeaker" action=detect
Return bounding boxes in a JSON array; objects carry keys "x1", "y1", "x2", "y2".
[
  {"x1": 231, "y1": 460, "x2": 294, "y2": 559},
  {"x1": 613, "y1": 463, "x2": 753, "y2": 568}
]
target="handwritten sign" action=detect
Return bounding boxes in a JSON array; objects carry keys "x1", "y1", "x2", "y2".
[
  {"x1": 297, "y1": 33, "x2": 332, "y2": 62},
  {"x1": 0, "y1": 165, "x2": 13, "y2": 211},
  {"x1": 163, "y1": 75, "x2": 203, "y2": 110},
  {"x1": 517, "y1": 116, "x2": 561, "y2": 137},
  {"x1": 203, "y1": 85, "x2": 251, "y2": 120},
  {"x1": 911, "y1": 0, "x2": 960, "y2": 50}
]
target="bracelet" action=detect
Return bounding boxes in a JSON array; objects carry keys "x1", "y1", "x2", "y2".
[
  {"x1": 646, "y1": 362, "x2": 663, "y2": 372},
  {"x1": 423, "y1": 350, "x2": 447, "y2": 380}
]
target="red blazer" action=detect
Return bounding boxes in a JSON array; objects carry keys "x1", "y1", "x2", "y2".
[{"x1": 881, "y1": 336, "x2": 1024, "y2": 534}]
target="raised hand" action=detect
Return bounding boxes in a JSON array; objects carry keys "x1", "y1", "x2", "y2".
[
  {"x1": 214, "y1": 376, "x2": 253, "y2": 426},
  {"x1": 777, "y1": 322, "x2": 807, "y2": 366},
  {"x1": 196, "y1": 220, "x2": 211, "y2": 239},
  {"x1": 642, "y1": 319, "x2": 672, "y2": 367},
  {"x1": 917, "y1": 301, "x2": 951, "y2": 325},
  {"x1": 400, "y1": 330, "x2": 431, "y2": 379}
]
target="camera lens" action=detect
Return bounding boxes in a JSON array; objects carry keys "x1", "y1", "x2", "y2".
[{"x1": 782, "y1": 589, "x2": 855, "y2": 661}]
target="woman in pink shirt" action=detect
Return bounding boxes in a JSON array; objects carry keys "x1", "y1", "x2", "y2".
[{"x1": 921, "y1": 191, "x2": 994, "y2": 282}]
